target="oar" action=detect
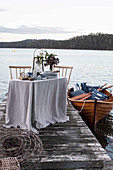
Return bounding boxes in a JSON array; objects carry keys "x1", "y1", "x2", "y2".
[
  {"x1": 69, "y1": 84, "x2": 112, "y2": 101},
  {"x1": 96, "y1": 83, "x2": 107, "y2": 91},
  {"x1": 79, "y1": 83, "x2": 108, "y2": 100},
  {"x1": 79, "y1": 85, "x2": 113, "y2": 101},
  {"x1": 68, "y1": 92, "x2": 92, "y2": 101},
  {"x1": 101, "y1": 85, "x2": 113, "y2": 90},
  {"x1": 99, "y1": 83, "x2": 107, "y2": 89}
]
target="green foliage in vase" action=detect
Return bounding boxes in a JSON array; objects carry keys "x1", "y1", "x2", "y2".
[
  {"x1": 33, "y1": 49, "x2": 60, "y2": 71},
  {"x1": 44, "y1": 50, "x2": 59, "y2": 67},
  {"x1": 35, "y1": 50, "x2": 45, "y2": 64}
]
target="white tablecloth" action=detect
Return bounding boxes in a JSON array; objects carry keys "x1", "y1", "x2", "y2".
[{"x1": 4, "y1": 78, "x2": 67, "y2": 133}]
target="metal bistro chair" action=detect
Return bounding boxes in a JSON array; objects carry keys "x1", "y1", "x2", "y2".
[
  {"x1": 9, "y1": 66, "x2": 32, "y2": 79},
  {"x1": 53, "y1": 65, "x2": 73, "y2": 87}
]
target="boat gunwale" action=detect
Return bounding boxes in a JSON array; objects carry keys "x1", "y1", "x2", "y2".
[{"x1": 68, "y1": 98, "x2": 113, "y2": 104}]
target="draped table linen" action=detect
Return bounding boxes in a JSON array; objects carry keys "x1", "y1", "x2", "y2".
[{"x1": 4, "y1": 78, "x2": 67, "y2": 133}]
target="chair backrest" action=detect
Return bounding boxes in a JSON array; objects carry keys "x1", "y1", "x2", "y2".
[
  {"x1": 9, "y1": 66, "x2": 32, "y2": 79},
  {"x1": 53, "y1": 65, "x2": 73, "y2": 86}
]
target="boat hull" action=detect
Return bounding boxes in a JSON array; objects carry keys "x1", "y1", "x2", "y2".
[{"x1": 69, "y1": 90, "x2": 113, "y2": 130}]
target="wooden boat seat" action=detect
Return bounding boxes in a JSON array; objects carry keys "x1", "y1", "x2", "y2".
[
  {"x1": 9, "y1": 66, "x2": 32, "y2": 79},
  {"x1": 53, "y1": 65, "x2": 73, "y2": 87}
]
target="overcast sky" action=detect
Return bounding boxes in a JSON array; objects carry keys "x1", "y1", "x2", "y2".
[{"x1": 0, "y1": 0, "x2": 113, "y2": 42}]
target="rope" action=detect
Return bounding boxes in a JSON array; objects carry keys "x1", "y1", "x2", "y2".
[{"x1": 79, "y1": 100, "x2": 86, "y2": 113}]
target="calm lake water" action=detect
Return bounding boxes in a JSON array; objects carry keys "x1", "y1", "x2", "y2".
[{"x1": 0, "y1": 48, "x2": 113, "y2": 159}]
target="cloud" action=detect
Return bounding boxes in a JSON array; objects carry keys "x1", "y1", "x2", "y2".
[{"x1": 0, "y1": 25, "x2": 80, "y2": 34}]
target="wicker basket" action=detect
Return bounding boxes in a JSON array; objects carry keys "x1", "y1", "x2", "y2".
[
  {"x1": 0, "y1": 128, "x2": 43, "y2": 169},
  {"x1": 0, "y1": 157, "x2": 20, "y2": 170}
]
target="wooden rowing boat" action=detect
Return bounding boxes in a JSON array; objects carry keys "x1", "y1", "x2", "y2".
[{"x1": 68, "y1": 88, "x2": 113, "y2": 130}]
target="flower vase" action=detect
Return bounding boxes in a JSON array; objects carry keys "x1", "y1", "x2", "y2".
[
  {"x1": 50, "y1": 64, "x2": 53, "y2": 72},
  {"x1": 35, "y1": 62, "x2": 42, "y2": 74}
]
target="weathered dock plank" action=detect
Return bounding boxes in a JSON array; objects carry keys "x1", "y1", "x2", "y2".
[
  {"x1": 0, "y1": 95, "x2": 113, "y2": 169},
  {"x1": 36, "y1": 106, "x2": 113, "y2": 169}
]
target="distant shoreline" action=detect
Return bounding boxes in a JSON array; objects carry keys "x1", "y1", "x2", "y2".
[
  {"x1": 0, "y1": 33, "x2": 113, "y2": 51},
  {"x1": 0, "y1": 47, "x2": 113, "y2": 51}
]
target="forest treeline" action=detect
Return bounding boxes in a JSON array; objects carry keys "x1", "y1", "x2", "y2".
[{"x1": 0, "y1": 33, "x2": 113, "y2": 50}]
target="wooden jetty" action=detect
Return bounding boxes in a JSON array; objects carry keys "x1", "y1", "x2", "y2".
[{"x1": 0, "y1": 94, "x2": 113, "y2": 169}]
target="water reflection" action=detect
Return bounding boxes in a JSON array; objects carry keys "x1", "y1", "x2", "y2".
[
  {"x1": 94, "y1": 112, "x2": 113, "y2": 160},
  {"x1": 79, "y1": 107, "x2": 113, "y2": 159}
]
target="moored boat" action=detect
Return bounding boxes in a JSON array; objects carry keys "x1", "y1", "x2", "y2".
[{"x1": 68, "y1": 85, "x2": 113, "y2": 130}]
